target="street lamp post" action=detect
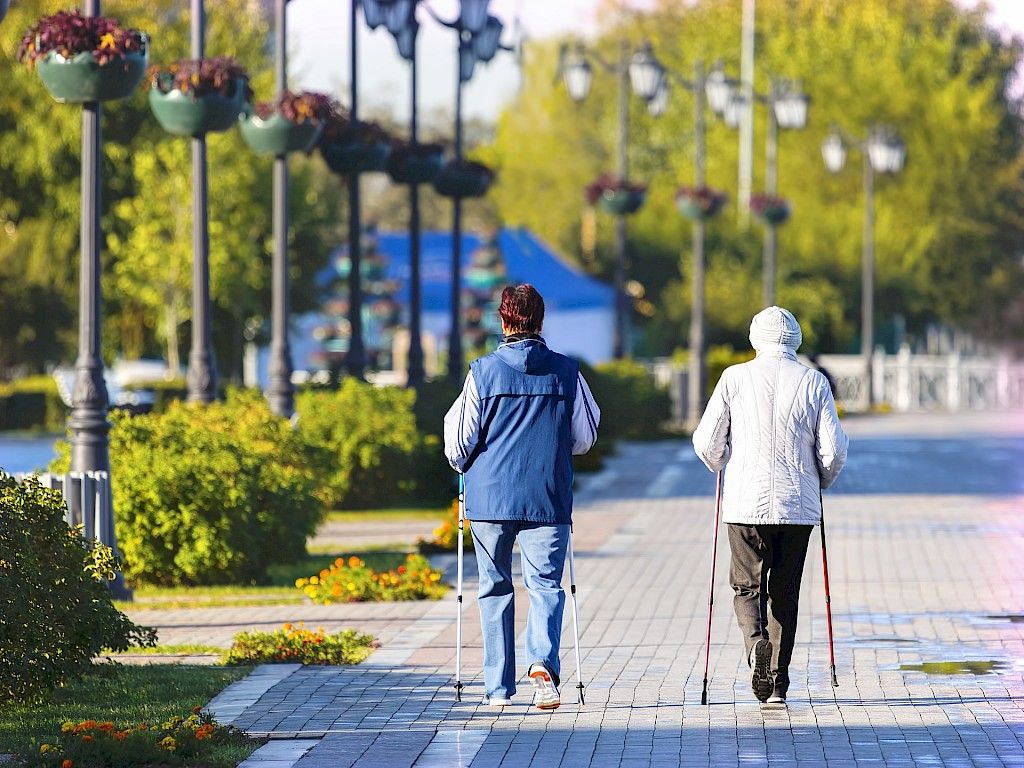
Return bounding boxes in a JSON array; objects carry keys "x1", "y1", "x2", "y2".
[
  {"x1": 560, "y1": 41, "x2": 662, "y2": 359},
  {"x1": 821, "y1": 125, "x2": 906, "y2": 408},
  {"x1": 186, "y1": 0, "x2": 217, "y2": 404},
  {"x1": 344, "y1": 0, "x2": 367, "y2": 379},
  {"x1": 266, "y1": 0, "x2": 294, "y2": 417},
  {"x1": 719, "y1": 73, "x2": 809, "y2": 308},
  {"x1": 645, "y1": 57, "x2": 735, "y2": 428}
]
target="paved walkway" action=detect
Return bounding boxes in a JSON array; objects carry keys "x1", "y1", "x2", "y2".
[{"x1": 194, "y1": 412, "x2": 1024, "y2": 766}]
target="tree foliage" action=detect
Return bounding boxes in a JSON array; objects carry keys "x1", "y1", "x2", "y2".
[{"x1": 483, "y1": 0, "x2": 1024, "y2": 352}]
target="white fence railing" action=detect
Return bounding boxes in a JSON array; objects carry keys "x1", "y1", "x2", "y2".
[
  {"x1": 13, "y1": 471, "x2": 116, "y2": 548},
  {"x1": 647, "y1": 350, "x2": 1024, "y2": 419}
]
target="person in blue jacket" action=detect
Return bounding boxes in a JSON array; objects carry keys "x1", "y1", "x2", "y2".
[{"x1": 444, "y1": 284, "x2": 601, "y2": 710}]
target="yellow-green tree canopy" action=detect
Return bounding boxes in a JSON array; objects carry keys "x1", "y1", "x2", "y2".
[{"x1": 482, "y1": 0, "x2": 1024, "y2": 353}]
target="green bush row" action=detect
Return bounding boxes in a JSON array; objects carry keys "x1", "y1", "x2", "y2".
[{"x1": 0, "y1": 376, "x2": 66, "y2": 432}]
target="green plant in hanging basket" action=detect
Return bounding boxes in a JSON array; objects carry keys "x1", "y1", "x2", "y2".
[
  {"x1": 676, "y1": 185, "x2": 728, "y2": 221},
  {"x1": 386, "y1": 141, "x2": 445, "y2": 185},
  {"x1": 319, "y1": 111, "x2": 392, "y2": 175},
  {"x1": 585, "y1": 174, "x2": 646, "y2": 216},
  {"x1": 17, "y1": 10, "x2": 148, "y2": 103},
  {"x1": 433, "y1": 159, "x2": 495, "y2": 199},
  {"x1": 148, "y1": 56, "x2": 251, "y2": 136},
  {"x1": 240, "y1": 90, "x2": 331, "y2": 156},
  {"x1": 750, "y1": 193, "x2": 791, "y2": 225}
]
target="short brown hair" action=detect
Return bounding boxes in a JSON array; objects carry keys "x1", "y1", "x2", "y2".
[{"x1": 499, "y1": 284, "x2": 545, "y2": 334}]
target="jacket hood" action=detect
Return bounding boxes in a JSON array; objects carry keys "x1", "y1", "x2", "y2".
[{"x1": 494, "y1": 338, "x2": 551, "y2": 374}]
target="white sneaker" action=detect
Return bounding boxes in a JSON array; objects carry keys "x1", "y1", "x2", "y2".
[
  {"x1": 483, "y1": 695, "x2": 512, "y2": 707},
  {"x1": 529, "y1": 663, "x2": 561, "y2": 710}
]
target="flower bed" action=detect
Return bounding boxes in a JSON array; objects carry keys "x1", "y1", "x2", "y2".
[
  {"x1": 17, "y1": 10, "x2": 148, "y2": 103},
  {"x1": 585, "y1": 174, "x2": 646, "y2": 215},
  {"x1": 676, "y1": 185, "x2": 728, "y2": 220},
  {"x1": 222, "y1": 623, "x2": 377, "y2": 665},
  {"x1": 418, "y1": 499, "x2": 472, "y2": 554},
  {"x1": 35, "y1": 708, "x2": 254, "y2": 768},
  {"x1": 148, "y1": 56, "x2": 250, "y2": 136},
  {"x1": 296, "y1": 554, "x2": 447, "y2": 603}
]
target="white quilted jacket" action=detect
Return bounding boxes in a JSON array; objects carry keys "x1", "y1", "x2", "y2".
[{"x1": 692, "y1": 348, "x2": 849, "y2": 525}]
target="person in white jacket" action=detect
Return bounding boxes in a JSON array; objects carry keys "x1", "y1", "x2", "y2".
[{"x1": 692, "y1": 306, "x2": 849, "y2": 705}]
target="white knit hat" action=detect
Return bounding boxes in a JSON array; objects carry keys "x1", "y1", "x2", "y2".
[{"x1": 749, "y1": 306, "x2": 802, "y2": 352}]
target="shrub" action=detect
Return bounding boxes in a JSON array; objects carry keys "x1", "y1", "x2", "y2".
[
  {"x1": 222, "y1": 623, "x2": 377, "y2": 665},
  {"x1": 121, "y1": 378, "x2": 188, "y2": 414},
  {"x1": 0, "y1": 475, "x2": 155, "y2": 702},
  {"x1": 35, "y1": 708, "x2": 254, "y2": 768},
  {"x1": 583, "y1": 359, "x2": 671, "y2": 441},
  {"x1": 296, "y1": 553, "x2": 447, "y2": 603},
  {"x1": 0, "y1": 376, "x2": 66, "y2": 431},
  {"x1": 55, "y1": 391, "x2": 324, "y2": 586},
  {"x1": 296, "y1": 380, "x2": 430, "y2": 509},
  {"x1": 707, "y1": 345, "x2": 756, "y2": 394},
  {"x1": 418, "y1": 499, "x2": 472, "y2": 554}
]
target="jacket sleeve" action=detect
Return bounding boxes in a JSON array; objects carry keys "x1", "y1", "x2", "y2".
[
  {"x1": 692, "y1": 373, "x2": 732, "y2": 472},
  {"x1": 571, "y1": 372, "x2": 601, "y2": 455},
  {"x1": 815, "y1": 377, "x2": 849, "y2": 489},
  {"x1": 443, "y1": 371, "x2": 481, "y2": 473}
]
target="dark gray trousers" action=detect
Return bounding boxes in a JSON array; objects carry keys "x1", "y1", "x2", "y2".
[{"x1": 727, "y1": 523, "x2": 813, "y2": 692}]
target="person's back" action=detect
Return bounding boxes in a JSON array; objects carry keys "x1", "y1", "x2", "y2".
[
  {"x1": 711, "y1": 352, "x2": 842, "y2": 526},
  {"x1": 465, "y1": 341, "x2": 578, "y2": 524}
]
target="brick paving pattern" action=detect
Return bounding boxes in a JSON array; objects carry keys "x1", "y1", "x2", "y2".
[{"x1": 210, "y1": 413, "x2": 1024, "y2": 766}]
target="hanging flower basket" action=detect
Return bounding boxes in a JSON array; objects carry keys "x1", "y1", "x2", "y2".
[
  {"x1": 433, "y1": 160, "x2": 495, "y2": 199},
  {"x1": 148, "y1": 57, "x2": 251, "y2": 136},
  {"x1": 750, "y1": 194, "x2": 791, "y2": 226},
  {"x1": 386, "y1": 142, "x2": 444, "y2": 185},
  {"x1": 319, "y1": 115, "x2": 392, "y2": 175},
  {"x1": 240, "y1": 90, "x2": 330, "y2": 156},
  {"x1": 676, "y1": 186, "x2": 728, "y2": 221},
  {"x1": 585, "y1": 175, "x2": 646, "y2": 216},
  {"x1": 18, "y1": 11, "x2": 148, "y2": 103}
]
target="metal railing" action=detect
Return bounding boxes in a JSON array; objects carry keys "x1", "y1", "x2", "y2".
[{"x1": 13, "y1": 471, "x2": 116, "y2": 549}]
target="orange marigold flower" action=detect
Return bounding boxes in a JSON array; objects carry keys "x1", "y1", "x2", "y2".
[
  {"x1": 335, "y1": 557, "x2": 345, "y2": 567},
  {"x1": 192, "y1": 705, "x2": 203, "y2": 715},
  {"x1": 348, "y1": 556, "x2": 361, "y2": 568},
  {"x1": 63, "y1": 760, "x2": 74, "y2": 768},
  {"x1": 98, "y1": 722, "x2": 114, "y2": 732},
  {"x1": 397, "y1": 565, "x2": 407, "y2": 574},
  {"x1": 113, "y1": 731, "x2": 129, "y2": 742},
  {"x1": 81, "y1": 735, "x2": 94, "y2": 743},
  {"x1": 81, "y1": 720, "x2": 97, "y2": 730}
]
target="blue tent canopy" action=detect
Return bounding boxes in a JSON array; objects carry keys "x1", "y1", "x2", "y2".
[{"x1": 321, "y1": 227, "x2": 614, "y2": 312}]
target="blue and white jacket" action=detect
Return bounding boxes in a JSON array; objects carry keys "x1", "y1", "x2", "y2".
[{"x1": 443, "y1": 336, "x2": 601, "y2": 524}]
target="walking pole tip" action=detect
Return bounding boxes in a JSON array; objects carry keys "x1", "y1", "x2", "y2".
[
  {"x1": 701, "y1": 680, "x2": 708, "y2": 706},
  {"x1": 577, "y1": 682, "x2": 585, "y2": 705}
]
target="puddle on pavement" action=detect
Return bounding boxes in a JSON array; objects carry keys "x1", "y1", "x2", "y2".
[
  {"x1": 985, "y1": 614, "x2": 1024, "y2": 624},
  {"x1": 898, "y1": 660, "x2": 1007, "y2": 676}
]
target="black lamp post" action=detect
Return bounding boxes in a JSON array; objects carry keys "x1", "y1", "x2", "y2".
[
  {"x1": 186, "y1": 0, "x2": 217, "y2": 404},
  {"x1": 266, "y1": 0, "x2": 294, "y2": 417},
  {"x1": 425, "y1": 0, "x2": 492, "y2": 382},
  {"x1": 822, "y1": 125, "x2": 906, "y2": 408},
  {"x1": 559, "y1": 40, "x2": 663, "y2": 360},
  {"x1": 718, "y1": 70, "x2": 809, "y2": 308}
]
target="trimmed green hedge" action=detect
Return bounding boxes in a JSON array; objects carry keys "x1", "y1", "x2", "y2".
[{"x1": 0, "y1": 376, "x2": 66, "y2": 432}]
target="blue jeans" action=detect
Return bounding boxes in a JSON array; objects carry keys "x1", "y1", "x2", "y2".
[{"x1": 470, "y1": 520, "x2": 569, "y2": 699}]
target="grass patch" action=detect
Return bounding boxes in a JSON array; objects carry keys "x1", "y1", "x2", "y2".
[
  {"x1": 324, "y1": 507, "x2": 446, "y2": 523},
  {"x1": 113, "y1": 552, "x2": 411, "y2": 611},
  {"x1": 0, "y1": 663, "x2": 258, "y2": 765},
  {"x1": 103, "y1": 644, "x2": 224, "y2": 656}
]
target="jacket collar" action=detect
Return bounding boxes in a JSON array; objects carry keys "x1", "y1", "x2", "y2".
[
  {"x1": 500, "y1": 333, "x2": 546, "y2": 346},
  {"x1": 755, "y1": 344, "x2": 798, "y2": 361}
]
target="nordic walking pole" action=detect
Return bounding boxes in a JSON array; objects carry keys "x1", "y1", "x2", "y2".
[
  {"x1": 567, "y1": 525, "x2": 585, "y2": 705},
  {"x1": 819, "y1": 489, "x2": 838, "y2": 688},
  {"x1": 454, "y1": 473, "x2": 465, "y2": 701},
  {"x1": 701, "y1": 471, "x2": 724, "y2": 706}
]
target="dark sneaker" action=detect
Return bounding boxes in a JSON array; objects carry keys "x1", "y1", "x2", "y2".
[
  {"x1": 749, "y1": 639, "x2": 774, "y2": 703},
  {"x1": 528, "y1": 662, "x2": 560, "y2": 710}
]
